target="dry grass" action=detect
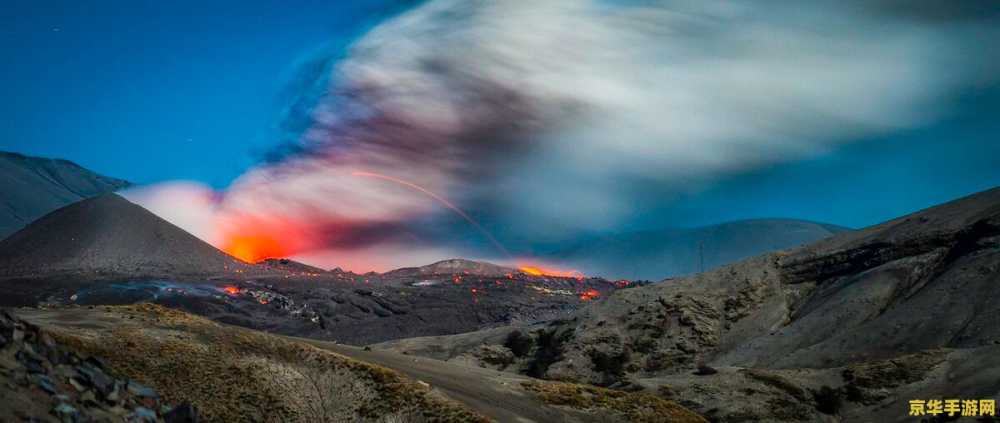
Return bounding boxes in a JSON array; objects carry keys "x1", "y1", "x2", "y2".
[
  {"x1": 47, "y1": 303, "x2": 487, "y2": 422},
  {"x1": 521, "y1": 380, "x2": 707, "y2": 423}
]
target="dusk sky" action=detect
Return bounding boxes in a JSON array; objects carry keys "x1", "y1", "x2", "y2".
[{"x1": 3, "y1": 0, "x2": 999, "y2": 270}]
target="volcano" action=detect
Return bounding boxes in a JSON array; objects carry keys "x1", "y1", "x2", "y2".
[{"x1": 0, "y1": 193, "x2": 256, "y2": 281}]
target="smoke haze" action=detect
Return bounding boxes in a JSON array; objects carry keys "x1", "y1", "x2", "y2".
[{"x1": 128, "y1": 0, "x2": 1000, "y2": 272}]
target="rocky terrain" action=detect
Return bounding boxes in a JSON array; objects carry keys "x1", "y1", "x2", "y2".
[
  {"x1": 0, "y1": 151, "x2": 130, "y2": 239},
  {"x1": 541, "y1": 219, "x2": 849, "y2": 280},
  {"x1": 378, "y1": 187, "x2": 1000, "y2": 422},
  {"x1": 10, "y1": 304, "x2": 707, "y2": 423},
  {"x1": 3, "y1": 156, "x2": 996, "y2": 421},
  {"x1": 3, "y1": 269, "x2": 627, "y2": 346},
  {"x1": 10, "y1": 303, "x2": 488, "y2": 422},
  {"x1": 0, "y1": 307, "x2": 196, "y2": 422},
  {"x1": 0, "y1": 193, "x2": 632, "y2": 345}
]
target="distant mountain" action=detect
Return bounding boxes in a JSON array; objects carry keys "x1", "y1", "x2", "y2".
[
  {"x1": 0, "y1": 151, "x2": 130, "y2": 239},
  {"x1": 546, "y1": 219, "x2": 850, "y2": 280},
  {"x1": 384, "y1": 258, "x2": 516, "y2": 277},
  {"x1": 257, "y1": 258, "x2": 328, "y2": 274},
  {"x1": 0, "y1": 193, "x2": 257, "y2": 281}
]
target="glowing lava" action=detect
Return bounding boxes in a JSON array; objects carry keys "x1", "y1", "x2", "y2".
[
  {"x1": 518, "y1": 264, "x2": 584, "y2": 279},
  {"x1": 222, "y1": 286, "x2": 240, "y2": 295},
  {"x1": 579, "y1": 289, "x2": 600, "y2": 301}
]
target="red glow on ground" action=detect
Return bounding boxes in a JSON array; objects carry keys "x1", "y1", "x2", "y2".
[
  {"x1": 222, "y1": 286, "x2": 240, "y2": 295},
  {"x1": 579, "y1": 289, "x2": 600, "y2": 301}
]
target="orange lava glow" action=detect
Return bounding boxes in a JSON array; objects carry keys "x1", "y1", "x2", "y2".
[
  {"x1": 222, "y1": 286, "x2": 240, "y2": 295},
  {"x1": 224, "y1": 234, "x2": 288, "y2": 263},
  {"x1": 518, "y1": 264, "x2": 584, "y2": 279},
  {"x1": 216, "y1": 213, "x2": 316, "y2": 263},
  {"x1": 579, "y1": 289, "x2": 600, "y2": 301}
]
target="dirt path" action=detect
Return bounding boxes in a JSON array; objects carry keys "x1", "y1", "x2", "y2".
[
  {"x1": 296, "y1": 338, "x2": 605, "y2": 423},
  {"x1": 14, "y1": 307, "x2": 605, "y2": 423}
]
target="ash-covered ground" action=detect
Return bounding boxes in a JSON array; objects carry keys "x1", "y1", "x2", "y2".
[{"x1": 19, "y1": 270, "x2": 637, "y2": 346}]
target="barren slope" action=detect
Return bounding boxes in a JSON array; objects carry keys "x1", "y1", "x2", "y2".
[
  {"x1": 0, "y1": 193, "x2": 257, "y2": 280},
  {"x1": 379, "y1": 187, "x2": 1000, "y2": 422}
]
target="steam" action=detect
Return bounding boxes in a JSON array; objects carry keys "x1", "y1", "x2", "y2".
[{"x1": 128, "y1": 0, "x2": 999, "y2": 271}]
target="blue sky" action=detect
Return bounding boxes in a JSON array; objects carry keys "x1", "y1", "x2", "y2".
[
  {"x1": 0, "y1": 0, "x2": 414, "y2": 187},
  {"x1": 2, "y1": 0, "x2": 999, "y2": 238}
]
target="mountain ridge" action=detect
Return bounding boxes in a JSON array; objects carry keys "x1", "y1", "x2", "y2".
[
  {"x1": 545, "y1": 217, "x2": 850, "y2": 280},
  {"x1": 0, "y1": 151, "x2": 130, "y2": 239}
]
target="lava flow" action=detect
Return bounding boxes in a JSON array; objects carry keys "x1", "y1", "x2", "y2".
[
  {"x1": 579, "y1": 289, "x2": 600, "y2": 301},
  {"x1": 518, "y1": 264, "x2": 584, "y2": 280}
]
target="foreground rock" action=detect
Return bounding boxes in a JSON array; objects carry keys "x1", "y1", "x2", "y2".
[
  {"x1": 12, "y1": 304, "x2": 488, "y2": 422},
  {"x1": 0, "y1": 308, "x2": 195, "y2": 422}
]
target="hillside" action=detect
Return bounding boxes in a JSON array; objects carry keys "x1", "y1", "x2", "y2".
[
  {"x1": 378, "y1": 187, "x2": 1000, "y2": 422},
  {"x1": 0, "y1": 151, "x2": 130, "y2": 239},
  {"x1": 12, "y1": 304, "x2": 707, "y2": 422},
  {"x1": 0, "y1": 193, "x2": 256, "y2": 281},
  {"x1": 547, "y1": 219, "x2": 849, "y2": 280},
  {"x1": 11, "y1": 304, "x2": 488, "y2": 422},
  {"x1": 383, "y1": 258, "x2": 516, "y2": 278}
]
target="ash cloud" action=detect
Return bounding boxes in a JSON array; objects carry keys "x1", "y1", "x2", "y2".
[{"x1": 131, "y1": 0, "x2": 1000, "y2": 271}]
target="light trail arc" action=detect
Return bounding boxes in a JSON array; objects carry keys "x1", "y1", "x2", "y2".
[{"x1": 350, "y1": 171, "x2": 512, "y2": 259}]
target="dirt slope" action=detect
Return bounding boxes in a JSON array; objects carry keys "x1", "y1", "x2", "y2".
[{"x1": 0, "y1": 193, "x2": 258, "y2": 280}]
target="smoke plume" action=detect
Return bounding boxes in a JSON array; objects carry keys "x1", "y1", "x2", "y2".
[{"x1": 128, "y1": 0, "x2": 1000, "y2": 271}]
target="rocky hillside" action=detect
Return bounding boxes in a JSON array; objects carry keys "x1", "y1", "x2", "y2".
[
  {"x1": 10, "y1": 304, "x2": 709, "y2": 423},
  {"x1": 0, "y1": 308, "x2": 196, "y2": 422},
  {"x1": 379, "y1": 187, "x2": 1000, "y2": 422},
  {"x1": 0, "y1": 151, "x2": 130, "y2": 240},
  {"x1": 0, "y1": 193, "x2": 259, "y2": 281},
  {"x1": 8, "y1": 304, "x2": 490, "y2": 422},
  {"x1": 546, "y1": 219, "x2": 849, "y2": 280}
]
